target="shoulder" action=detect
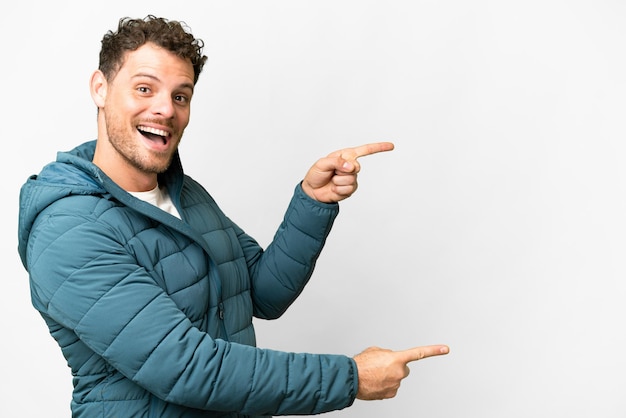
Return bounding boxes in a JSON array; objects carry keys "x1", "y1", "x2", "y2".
[{"x1": 29, "y1": 194, "x2": 153, "y2": 258}]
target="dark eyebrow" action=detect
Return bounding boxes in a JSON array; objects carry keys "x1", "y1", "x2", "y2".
[
  {"x1": 132, "y1": 73, "x2": 160, "y2": 82},
  {"x1": 180, "y1": 83, "x2": 195, "y2": 93}
]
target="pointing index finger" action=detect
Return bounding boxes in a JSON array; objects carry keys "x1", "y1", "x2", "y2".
[
  {"x1": 342, "y1": 142, "x2": 395, "y2": 160},
  {"x1": 398, "y1": 345, "x2": 450, "y2": 364}
]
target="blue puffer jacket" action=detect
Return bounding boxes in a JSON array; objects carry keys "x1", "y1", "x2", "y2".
[{"x1": 17, "y1": 141, "x2": 357, "y2": 417}]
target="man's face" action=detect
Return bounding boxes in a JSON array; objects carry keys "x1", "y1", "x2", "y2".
[{"x1": 102, "y1": 42, "x2": 195, "y2": 175}]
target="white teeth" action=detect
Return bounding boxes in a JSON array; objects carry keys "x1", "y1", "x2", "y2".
[{"x1": 138, "y1": 126, "x2": 168, "y2": 137}]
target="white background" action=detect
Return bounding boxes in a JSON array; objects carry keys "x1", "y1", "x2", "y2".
[{"x1": 2, "y1": 1, "x2": 626, "y2": 417}]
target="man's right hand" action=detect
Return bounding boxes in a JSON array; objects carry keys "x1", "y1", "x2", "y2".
[{"x1": 353, "y1": 344, "x2": 450, "y2": 400}]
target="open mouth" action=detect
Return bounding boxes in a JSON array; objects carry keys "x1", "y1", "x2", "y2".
[{"x1": 137, "y1": 125, "x2": 169, "y2": 145}]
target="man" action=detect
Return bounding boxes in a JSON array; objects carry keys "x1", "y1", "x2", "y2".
[{"x1": 17, "y1": 15, "x2": 448, "y2": 417}]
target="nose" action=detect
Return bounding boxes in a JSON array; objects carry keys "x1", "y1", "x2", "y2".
[{"x1": 151, "y1": 92, "x2": 176, "y2": 118}]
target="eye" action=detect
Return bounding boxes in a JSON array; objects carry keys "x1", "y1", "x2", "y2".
[
  {"x1": 137, "y1": 86, "x2": 151, "y2": 94},
  {"x1": 174, "y1": 94, "x2": 190, "y2": 105}
]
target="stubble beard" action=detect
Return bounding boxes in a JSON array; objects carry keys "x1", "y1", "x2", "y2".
[{"x1": 105, "y1": 111, "x2": 180, "y2": 175}]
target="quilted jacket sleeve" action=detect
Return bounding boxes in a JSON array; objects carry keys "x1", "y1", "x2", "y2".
[
  {"x1": 237, "y1": 184, "x2": 340, "y2": 319},
  {"x1": 26, "y1": 195, "x2": 356, "y2": 415}
]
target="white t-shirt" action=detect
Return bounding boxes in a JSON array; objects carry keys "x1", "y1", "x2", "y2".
[{"x1": 129, "y1": 185, "x2": 181, "y2": 219}]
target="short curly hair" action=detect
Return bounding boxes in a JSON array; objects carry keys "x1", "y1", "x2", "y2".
[{"x1": 99, "y1": 15, "x2": 207, "y2": 84}]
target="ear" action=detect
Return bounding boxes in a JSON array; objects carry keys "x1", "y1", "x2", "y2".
[{"x1": 90, "y1": 70, "x2": 107, "y2": 108}]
